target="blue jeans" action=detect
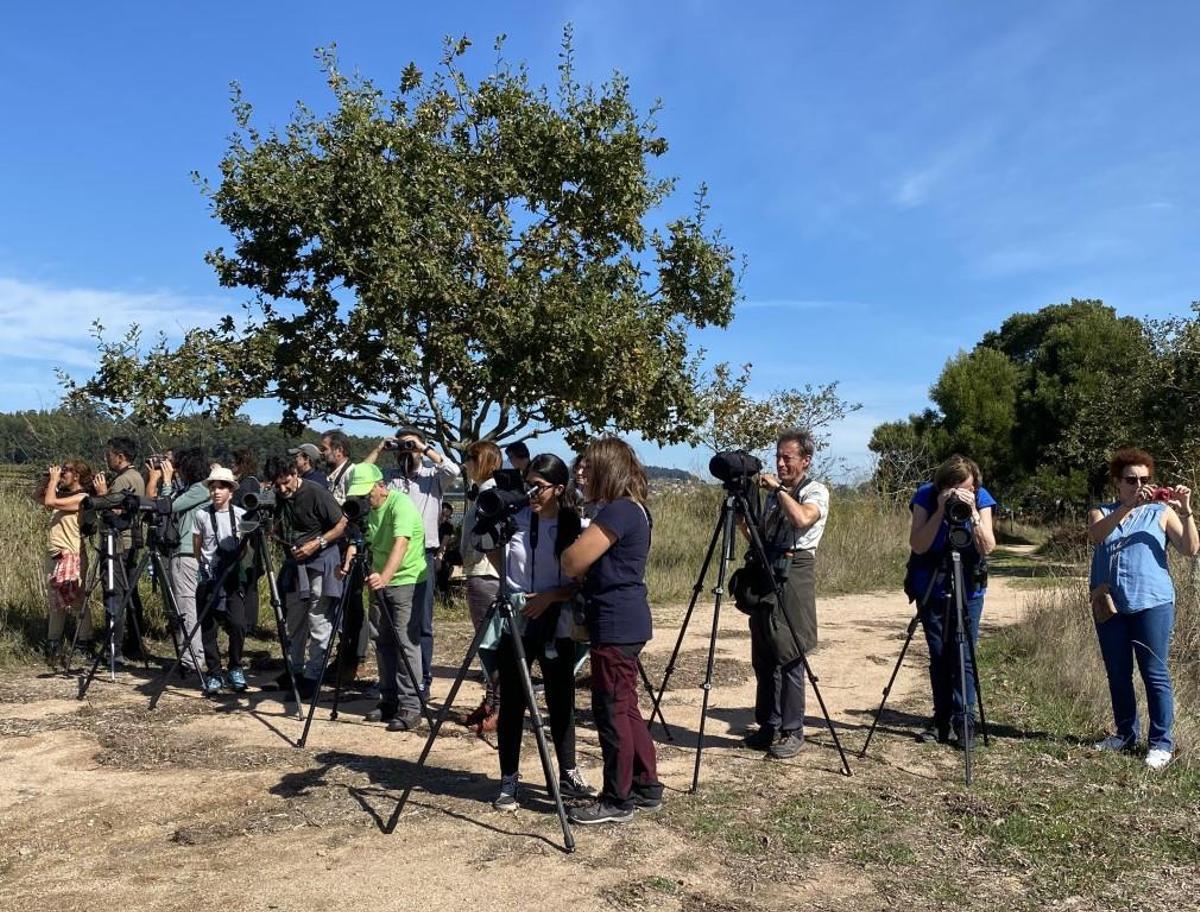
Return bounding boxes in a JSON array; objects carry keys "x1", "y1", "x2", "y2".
[
  {"x1": 412, "y1": 549, "x2": 437, "y2": 691},
  {"x1": 1094, "y1": 602, "x2": 1175, "y2": 752},
  {"x1": 919, "y1": 591, "x2": 985, "y2": 729}
]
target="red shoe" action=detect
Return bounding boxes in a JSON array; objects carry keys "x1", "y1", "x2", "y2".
[
  {"x1": 477, "y1": 705, "x2": 500, "y2": 734},
  {"x1": 463, "y1": 698, "x2": 492, "y2": 729}
]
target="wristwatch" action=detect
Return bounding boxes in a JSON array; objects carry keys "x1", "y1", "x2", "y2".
[{"x1": 316, "y1": 535, "x2": 327, "y2": 549}]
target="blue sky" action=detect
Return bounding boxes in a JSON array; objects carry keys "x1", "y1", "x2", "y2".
[{"x1": 2, "y1": 2, "x2": 1198, "y2": 477}]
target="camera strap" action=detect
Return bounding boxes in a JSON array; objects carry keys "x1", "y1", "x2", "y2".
[
  {"x1": 207, "y1": 504, "x2": 240, "y2": 551},
  {"x1": 762, "y1": 477, "x2": 814, "y2": 551}
]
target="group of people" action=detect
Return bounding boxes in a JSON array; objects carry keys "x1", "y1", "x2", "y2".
[{"x1": 32, "y1": 424, "x2": 1191, "y2": 833}]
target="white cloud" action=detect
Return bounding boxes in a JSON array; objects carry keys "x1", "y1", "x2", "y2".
[{"x1": 0, "y1": 275, "x2": 226, "y2": 370}]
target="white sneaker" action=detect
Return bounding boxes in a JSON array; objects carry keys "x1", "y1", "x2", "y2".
[
  {"x1": 1145, "y1": 748, "x2": 1172, "y2": 771},
  {"x1": 1094, "y1": 735, "x2": 1132, "y2": 752}
]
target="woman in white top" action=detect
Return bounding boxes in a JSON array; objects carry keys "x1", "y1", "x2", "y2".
[
  {"x1": 492, "y1": 453, "x2": 594, "y2": 811},
  {"x1": 460, "y1": 440, "x2": 503, "y2": 730},
  {"x1": 192, "y1": 466, "x2": 250, "y2": 693}
]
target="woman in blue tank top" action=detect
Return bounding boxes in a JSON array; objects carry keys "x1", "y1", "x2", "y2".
[{"x1": 1087, "y1": 448, "x2": 1196, "y2": 771}]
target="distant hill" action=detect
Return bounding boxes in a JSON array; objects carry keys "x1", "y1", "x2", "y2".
[{"x1": 645, "y1": 464, "x2": 699, "y2": 483}]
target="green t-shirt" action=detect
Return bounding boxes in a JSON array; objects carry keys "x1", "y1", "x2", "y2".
[{"x1": 366, "y1": 490, "x2": 427, "y2": 586}]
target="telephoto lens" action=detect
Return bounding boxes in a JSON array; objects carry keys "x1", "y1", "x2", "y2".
[{"x1": 945, "y1": 498, "x2": 974, "y2": 524}]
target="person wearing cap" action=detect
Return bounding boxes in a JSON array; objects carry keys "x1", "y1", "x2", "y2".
[
  {"x1": 340, "y1": 463, "x2": 427, "y2": 731},
  {"x1": 289, "y1": 443, "x2": 330, "y2": 489},
  {"x1": 364, "y1": 427, "x2": 461, "y2": 695},
  {"x1": 193, "y1": 466, "x2": 251, "y2": 693}
]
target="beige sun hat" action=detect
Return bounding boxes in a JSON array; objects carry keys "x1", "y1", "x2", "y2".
[{"x1": 205, "y1": 466, "x2": 238, "y2": 488}]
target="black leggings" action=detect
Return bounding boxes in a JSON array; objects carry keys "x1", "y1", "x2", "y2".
[
  {"x1": 198, "y1": 576, "x2": 247, "y2": 673},
  {"x1": 496, "y1": 634, "x2": 578, "y2": 778}
]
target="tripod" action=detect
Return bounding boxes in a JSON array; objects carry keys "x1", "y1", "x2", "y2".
[
  {"x1": 859, "y1": 548, "x2": 989, "y2": 785},
  {"x1": 78, "y1": 520, "x2": 204, "y2": 700},
  {"x1": 385, "y1": 521, "x2": 575, "y2": 852},
  {"x1": 297, "y1": 544, "x2": 433, "y2": 748},
  {"x1": 650, "y1": 487, "x2": 854, "y2": 789},
  {"x1": 53, "y1": 547, "x2": 104, "y2": 673}
]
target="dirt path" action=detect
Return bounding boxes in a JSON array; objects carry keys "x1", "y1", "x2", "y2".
[{"x1": 0, "y1": 570, "x2": 1032, "y2": 912}]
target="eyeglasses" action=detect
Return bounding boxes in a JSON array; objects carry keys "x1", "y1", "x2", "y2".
[
  {"x1": 1120, "y1": 474, "x2": 1152, "y2": 486},
  {"x1": 528, "y1": 481, "x2": 556, "y2": 493}
]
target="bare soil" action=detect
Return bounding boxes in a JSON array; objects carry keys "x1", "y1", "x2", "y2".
[{"x1": 0, "y1": 573, "x2": 1030, "y2": 912}]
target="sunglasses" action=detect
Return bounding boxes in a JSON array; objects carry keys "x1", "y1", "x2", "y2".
[{"x1": 1120, "y1": 475, "x2": 1152, "y2": 486}]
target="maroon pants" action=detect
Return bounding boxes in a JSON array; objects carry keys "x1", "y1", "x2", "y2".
[{"x1": 590, "y1": 643, "x2": 661, "y2": 808}]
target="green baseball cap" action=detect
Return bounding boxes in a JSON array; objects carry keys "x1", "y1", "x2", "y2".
[{"x1": 346, "y1": 462, "x2": 384, "y2": 496}]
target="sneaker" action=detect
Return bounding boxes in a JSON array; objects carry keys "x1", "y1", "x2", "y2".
[
  {"x1": 768, "y1": 732, "x2": 804, "y2": 759},
  {"x1": 916, "y1": 719, "x2": 950, "y2": 744},
  {"x1": 386, "y1": 712, "x2": 421, "y2": 733},
  {"x1": 950, "y1": 719, "x2": 976, "y2": 751},
  {"x1": 1145, "y1": 748, "x2": 1173, "y2": 771},
  {"x1": 202, "y1": 674, "x2": 224, "y2": 696},
  {"x1": 631, "y1": 786, "x2": 664, "y2": 813},
  {"x1": 568, "y1": 800, "x2": 635, "y2": 825},
  {"x1": 742, "y1": 726, "x2": 776, "y2": 750},
  {"x1": 494, "y1": 773, "x2": 520, "y2": 812},
  {"x1": 365, "y1": 703, "x2": 398, "y2": 723},
  {"x1": 226, "y1": 667, "x2": 248, "y2": 693},
  {"x1": 1095, "y1": 734, "x2": 1134, "y2": 753},
  {"x1": 559, "y1": 768, "x2": 597, "y2": 799}
]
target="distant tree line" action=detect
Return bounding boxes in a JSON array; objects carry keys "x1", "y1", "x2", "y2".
[
  {"x1": 870, "y1": 298, "x2": 1200, "y2": 510},
  {"x1": 0, "y1": 405, "x2": 697, "y2": 482}
]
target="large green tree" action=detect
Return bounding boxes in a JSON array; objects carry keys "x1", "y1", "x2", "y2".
[{"x1": 64, "y1": 34, "x2": 738, "y2": 454}]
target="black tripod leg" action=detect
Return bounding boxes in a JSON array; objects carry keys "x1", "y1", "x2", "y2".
[
  {"x1": 155, "y1": 554, "x2": 209, "y2": 691},
  {"x1": 78, "y1": 545, "x2": 150, "y2": 699},
  {"x1": 965, "y1": 624, "x2": 989, "y2": 746},
  {"x1": 385, "y1": 602, "x2": 497, "y2": 834},
  {"x1": 257, "y1": 535, "x2": 305, "y2": 718},
  {"x1": 506, "y1": 626, "x2": 575, "y2": 852},
  {"x1": 950, "y1": 553, "x2": 973, "y2": 786},
  {"x1": 649, "y1": 513, "x2": 724, "y2": 738},
  {"x1": 859, "y1": 613, "x2": 922, "y2": 758},
  {"x1": 636, "y1": 657, "x2": 672, "y2": 741},
  {"x1": 691, "y1": 504, "x2": 736, "y2": 793},
  {"x1": 298, "y1": 579, "x2": 352, "y2": 748}
]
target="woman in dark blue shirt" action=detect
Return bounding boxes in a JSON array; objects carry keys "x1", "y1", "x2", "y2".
[
  {"x1": 562, "y1": 437, "x2": 663, "y2": 825},
  {"x1": 906, "y1": 454, "x2": 997, "y2": 746}
]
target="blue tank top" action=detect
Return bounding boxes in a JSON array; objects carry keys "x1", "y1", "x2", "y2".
[{"x1": 1089, "y1": 502, "x2": 1174, "y2": 613}]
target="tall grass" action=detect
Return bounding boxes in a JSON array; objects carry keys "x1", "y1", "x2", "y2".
[
  {"x1": 646, "y1": 486, "x2": 911, "y2": 609},
  {"x1": 1, "y1": 478, "x2": 914, "y2": 664}
]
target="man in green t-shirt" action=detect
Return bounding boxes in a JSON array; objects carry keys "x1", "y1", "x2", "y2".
[{"x1": 345, "y1": 463, "x2": 426, "y2": 731}]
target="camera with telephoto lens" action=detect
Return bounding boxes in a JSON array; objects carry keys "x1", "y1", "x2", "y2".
[
  {"x1": 709, "y1": 450, "x2": 763, "y2": 484},
  {"x1": 383, "y1": 438, "x2": 419, "y2": 453},
  {"x1": 241, "y1": 489, "x2": 277, "y2": 513},
  {"x1": 473, "y1": 468, "x2": 534, "y2": 537},
  {"x1": 944, "y1": 491, "x2": 976, "y2": 549},
  {"x1": 341, "y1": 494, "x2": 370, "y2": 523}
]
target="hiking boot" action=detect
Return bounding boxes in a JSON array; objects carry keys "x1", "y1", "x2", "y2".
[
  {"x1": 568, "y1": 801, "x2": 635, "y2": 825},
  {"x1": 916, "y1": 722, "x2": 950, "y2": 744},
  {"x1": 365, "y1": 703, "x2": 398, "y2": 724},
  {"x1": 950, "y1": 719, "x2": 977, "y2": 750},
  {"x1": 226, "y1": 667, "x2": 248, "y2": 693},
  {"x1": 768, "y1": 732, "x2": 804, "y2": 759},
  {"x1": 386, "y1": 712, "x2": 421, "y2": 733},
  {"x1": 742, "y1": 725, "x2": 776, "y2": 750},
  {"x1": 559, "y1": 768, "x2": 597, "y2": 799},
  {"x1": 494, "y1": 773, "x2": 520, "y2": 812}
]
